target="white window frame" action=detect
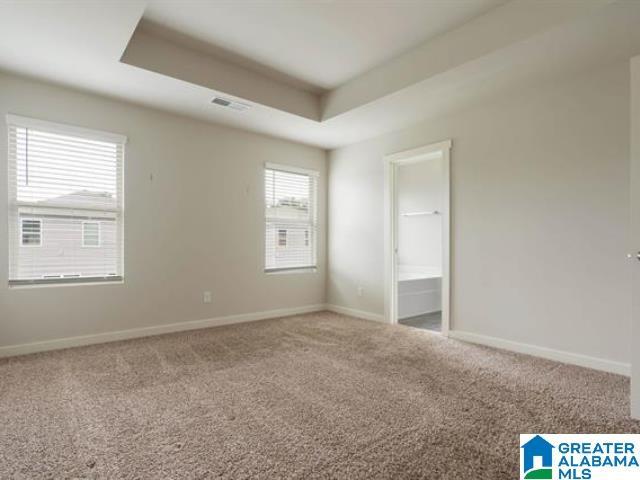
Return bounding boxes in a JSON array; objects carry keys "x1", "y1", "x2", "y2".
[
  {"x1": 82, "y1": 221, "x2": 101, "y2": 248},
  {"x1": 264, "y1": 162, "x2": 318, "y2": 274},
  {"x1": 7, "y1": 114, "x2": 126, "y2": 286},
  {"x1": 20, "y1": 218, "x2": 42, "y2": 247}
]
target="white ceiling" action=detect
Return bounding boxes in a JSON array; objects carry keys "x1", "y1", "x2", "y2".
[
  {"x1": 0, "y1": 1, "x2": 638, "y2": 150},
  {"x1": 143, "y1": 0, "x2": 507, "y2": 92}
]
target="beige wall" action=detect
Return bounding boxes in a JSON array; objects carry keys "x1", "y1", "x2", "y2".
[
  {"x1": 328, "y1": 62, "x2": 631, "y2": 365},
  {"x1": 0, "y1": 60, "x2": 632, "y2": 370},
  {"x1": 0, "y1": 72, "x2": 327, "y2": 348}
]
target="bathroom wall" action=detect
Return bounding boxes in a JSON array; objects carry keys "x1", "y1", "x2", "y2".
[{"x1": 396, "y1": 159, "x2": 443, "y2": 271}]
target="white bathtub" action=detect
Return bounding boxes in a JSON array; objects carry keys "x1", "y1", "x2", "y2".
[{"x1": 398, "y1": 266, "x2": 442, "y2": 319}]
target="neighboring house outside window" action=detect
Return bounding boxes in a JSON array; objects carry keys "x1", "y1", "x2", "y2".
[
  {"x1": 7, "y1": 115, "x2": 126, "y2": 285},
  {"x1": 17, "y1": 209, "x2": 116, "y2": 279},
  {"x1": 264, "y1": 163, "x2": 318, "y2": 272}
]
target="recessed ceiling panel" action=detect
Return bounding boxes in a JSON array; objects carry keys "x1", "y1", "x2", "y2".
[{"x1": 142, "y1": 0, "x2": 508, "y2": 91}]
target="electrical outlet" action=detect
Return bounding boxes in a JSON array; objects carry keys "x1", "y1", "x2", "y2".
[
  {"x1": 357, "y1": 286, "x2": 364, "y2": 297},
  {"x1": 203, "y1": 291, "x2": 212, "y2": 304}
]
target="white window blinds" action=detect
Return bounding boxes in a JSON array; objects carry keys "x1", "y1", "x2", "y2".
[
  {"x1": 7, "y1": 115, "x2": 126, "y2": 285},
  {"x1": 265, "y1": 163, "x2": 318, "y2": 272}
]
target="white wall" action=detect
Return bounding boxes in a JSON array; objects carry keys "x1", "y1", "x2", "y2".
[
  {"x1": 0, "y1": 72, "x2": 327, "y2": 349},
  {"x1": 397, "y1": 159, "x2": 443, "y2": 269},
  {"x1": 328, "y1": 62, "x2": 631, "y2": 365}
]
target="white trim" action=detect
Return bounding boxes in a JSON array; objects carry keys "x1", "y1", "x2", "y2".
[
  {"x1": 449, "y1": 330, "x2": 630, "y2": 377},
  {"x1": 6, "y1": 114, "x2": 128, "y2": 144},
  {"x1": 325, "y1": 304, "x2": 386, "y2": 323},
  {"x1": 3, "y1": 303, "x2": 625, "y2": 378},
  {"x1": 10, "y1": 277, "x2": 123, "y2": 289},
  {"x1": 384, "y1": 140, "x2": 452, "y2": 164},
  {"x1": 265, "y1": 162, "x2": 320, "y2": 177},
  {"x1": 264, "y1": 266, "x2": 317, "y2": 275},
  {"x1": 384, "y1": 140, "x2": 452, "y2": 335},
  {"x1": 0, "y1": 304, "x2": 326, "y2": 359}
]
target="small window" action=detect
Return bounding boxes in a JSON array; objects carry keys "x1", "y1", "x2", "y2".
[
  {"x1": 21, "y1": 219, "x2": 41, "y2": 246},
  {"x1": 265, "y1": 163, "x2": 318, "y2": 272},
  {"x1": 278, "y1": 229, "x2": 287, "y2": 247},
  {"x1": 82, "y1": 221, "x2": 101, "y2": 247}
]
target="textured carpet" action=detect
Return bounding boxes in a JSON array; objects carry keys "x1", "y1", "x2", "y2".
[{"x1": 1, "y1": 311, "x2": 638, "y2": 479}]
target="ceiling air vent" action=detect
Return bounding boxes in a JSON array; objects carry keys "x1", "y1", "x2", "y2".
[{"x1": 211, "y1": 96, "x2": 251, "y2": 112}]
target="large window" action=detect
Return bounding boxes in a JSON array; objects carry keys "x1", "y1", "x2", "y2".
[
  {"x1": 7, "y1": 115, "x2": 126, "y2": 285},
  {"x1": 265, "y1": 163, "x2": 318, "y2": 272}
]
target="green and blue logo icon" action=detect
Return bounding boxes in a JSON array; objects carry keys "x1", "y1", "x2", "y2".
[{"x1": 521, "y1": 435, "x2": 554, "y2": 479}]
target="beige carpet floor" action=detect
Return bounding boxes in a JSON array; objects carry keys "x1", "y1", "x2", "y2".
[{"x1": 1, "y1": 311, "x2": 638, "y2": 479}]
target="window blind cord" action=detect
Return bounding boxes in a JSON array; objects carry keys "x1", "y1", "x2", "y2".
[{"x1": 25, "y1": 128, "x2": 28, "y2": 186}]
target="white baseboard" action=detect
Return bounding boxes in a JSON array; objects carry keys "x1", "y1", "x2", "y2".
[
  {"x1": 0, "y1": 304, "x2": 326, "y2": 359},
  {"x1": 449, "y1": 330, "x2": 630, "y2": 377},
  {"x1": 4, "y1": 306, "x2": 627, "y2": 379},
  {"x1": 325, "y1": 304, "x2": 386, "y2": 323}
]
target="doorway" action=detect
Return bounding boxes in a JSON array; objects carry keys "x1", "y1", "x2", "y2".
[{"x1": 384, "y1": 141, "x2": 451, "y2": 334}]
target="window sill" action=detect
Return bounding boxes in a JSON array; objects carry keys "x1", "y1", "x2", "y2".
[
  {"x1": 9, "y1": 277, "x2": 124, "y2": 289},
  {"x1": 265, "y1": 267, "x2": 317, "y2": 275}
]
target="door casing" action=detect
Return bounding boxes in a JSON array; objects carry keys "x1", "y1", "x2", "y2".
[{"x1": 383, "y1": 140, "x2": 451, "y2": 334}]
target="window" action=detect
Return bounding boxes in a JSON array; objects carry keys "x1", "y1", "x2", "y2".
[
  {"x1": 265, "y1": 163, "x2": 318, "y2": 272},
  {"x1": 82, "y1": 221, "x2": 101, "y2": 247},
  {"x1": 277, "y1": 229, "x2": 287, "y2": 247},
  {"x1": 7, "y1": 115, "x2": 126, "y2": 285},
  {"x1": 21, "y1": 219, "x2": 42, "y2": 246}
]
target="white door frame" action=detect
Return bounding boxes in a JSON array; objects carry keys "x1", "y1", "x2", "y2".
[
  {"x1": 630, "y1": 55, "x2": 640, "y2": 419},
  {"x1": 384, "y1": 140, "x2": 452, "y2": 335}
]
